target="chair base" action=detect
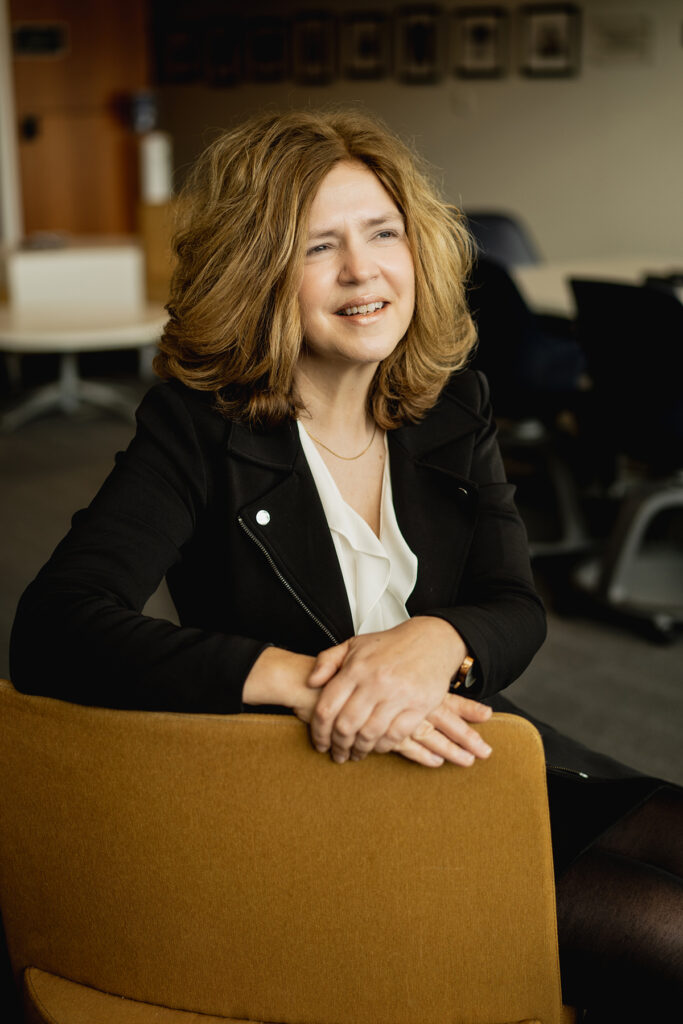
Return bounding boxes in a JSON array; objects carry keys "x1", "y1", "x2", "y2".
[
  {"x1": 499, "y1": 419, "x2": 591, "y2": 559},
  {"x1": 573, "y1": 478, "x2": 683, "y2": 640},
  {"x1": 0, "y1": 350, "x2": 151, "y2": 431}
]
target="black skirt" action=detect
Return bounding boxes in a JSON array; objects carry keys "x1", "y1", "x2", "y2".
[{"x1": 490, "y1": 694, "x2": 672, "y2": 877}]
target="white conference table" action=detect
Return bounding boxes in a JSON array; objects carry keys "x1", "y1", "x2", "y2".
[
  {"x1": 0, "y1": 302, "x2": 168, "y2": 431},
  {"x1": 512, "y1": 256, "x2": 683, "y2": 318}
]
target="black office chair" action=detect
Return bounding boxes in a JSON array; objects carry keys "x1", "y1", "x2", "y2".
[
  {"x1": 569, "y1": 279, "x2": 683, "y2": 638},
  {"x1": 468, "y1": 258, "x2": 586, "y2": 419},
  {"x1": 467, "y1": 259, "x2": 589, "y2": 557},
  {"x1": 465, "y1": 211, "x2": 542, "y2": 268}
]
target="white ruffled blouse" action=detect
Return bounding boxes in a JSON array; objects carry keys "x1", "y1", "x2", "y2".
[{"x1": 297, "y1": 422, "x2": 418, "y2": 635}]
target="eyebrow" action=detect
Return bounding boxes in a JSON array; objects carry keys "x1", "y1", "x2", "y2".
[{"x1": 306, "y1": 212, "x2": 404, "y2": 242}]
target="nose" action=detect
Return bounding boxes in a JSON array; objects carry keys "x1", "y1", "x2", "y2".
[{"x1": 338, "y1": 238, "x2": 378, "y2": 284}]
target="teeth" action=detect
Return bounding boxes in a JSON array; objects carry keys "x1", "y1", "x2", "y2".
[{"x1": 338, "y1": 301, "x2": 385, "y2": 316}]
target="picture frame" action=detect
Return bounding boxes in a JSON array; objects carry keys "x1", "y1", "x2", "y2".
[
  {"x1": 395, "y1": 5, "x2": 445, "y2": 85},
  {"x1": 12, "y1": 22, "x2": 69, "y2": 59},
  {"x1": 292, "y1": 12, "x2": 336, "y2": 86},
  {"x1": 204, "y1": 19, "x2": 243, "y2": 87},
  {"x1": 340, "y1": 12, "x2": 391, "y2": 80},
  {"x1": 451, "y1": 7, "x2": 508, "y2": 79},
  {"x1": 245, "y1": 16, "x2": 289, "y2": 83},
  {"x1": 157, "y1": 26, "x2": 202, "y2": 85},
  {"x1": 520, "y1": 3, "x2": 581, "y2": 78}
]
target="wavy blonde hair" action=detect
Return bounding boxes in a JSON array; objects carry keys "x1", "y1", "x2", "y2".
[{"x1": 155, "y1": 108, "x2": 476, "y2": 427}]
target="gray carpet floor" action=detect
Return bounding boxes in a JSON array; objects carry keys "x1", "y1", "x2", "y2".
[{"x1": 1, "y1": 390, "x2": 681, "y2": 786}]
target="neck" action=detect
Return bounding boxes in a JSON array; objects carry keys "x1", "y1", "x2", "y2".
[{"x1": 294, "y1": 356, "x2": 377, "y2": 442}]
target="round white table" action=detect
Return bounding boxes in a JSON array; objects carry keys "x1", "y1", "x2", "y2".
[
  {"x1": 512, "y1": 256, "x2": 683, "y2": 317},
  {"x1": 0, "y1": 303, "x2": 168, "y2": 431}
]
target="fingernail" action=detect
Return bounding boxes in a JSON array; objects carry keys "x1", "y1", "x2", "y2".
[
  {"x1": 314, "y1": 744, "x2": 327, "y2": 753},
  {"x1": 479, "y1": 742, "x2": 492, "y2": 757},
  {"x1": 464, "y1": 752, "x2": 475, "y2": 766},
  {"x1": 429, "y1": 754, "x2": 444, "y2": 766}
]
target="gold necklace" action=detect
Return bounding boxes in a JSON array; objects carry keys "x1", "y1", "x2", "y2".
[{"x1": 303, "y1": 422, "x2": 377, "y2": 461}]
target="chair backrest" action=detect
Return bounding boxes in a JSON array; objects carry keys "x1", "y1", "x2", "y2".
[
  {"x1": 570, "y1": 279, "x2": 683, "y2": 467},
  {"x1": 467, "y1": 256, "x2": 540, "y2": 417},
  {"x1": 466, "y1": 211, "x2": 542, "y2": 268},
  {"x1": 0, "y1": 679, "x2": 566, "y2": 1024}
]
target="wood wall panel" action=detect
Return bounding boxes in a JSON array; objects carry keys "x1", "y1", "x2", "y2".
[{"x1": 10, "y1": 0, "x2": 150, "y2": 236}]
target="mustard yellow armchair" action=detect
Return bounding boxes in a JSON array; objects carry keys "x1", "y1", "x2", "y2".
[{"x1": 0, "y1": 679, "x2": 576, "y2": 1024}]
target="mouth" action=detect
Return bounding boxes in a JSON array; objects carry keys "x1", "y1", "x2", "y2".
[{"x1": 335, "y1": 299, "x2": 387, "y2": 317}]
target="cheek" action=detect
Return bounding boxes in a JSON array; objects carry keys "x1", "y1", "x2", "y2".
[
  {"x1": 400, "y1": 252, "x2": 416, "y2": 311},
  {"x1": 297, "y1": 276, "x2": 316, "y2": 326},
  {"x1": 394, "y1": 242, "x2": 414, "y2": 285},
  {"x1": 297, "y1": 266, "x2": 326, "y2": 322}
]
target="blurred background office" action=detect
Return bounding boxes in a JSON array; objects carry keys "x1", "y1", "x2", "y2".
[{"x1": 0, "y1": 0, "x2": 681, "y2": 788}]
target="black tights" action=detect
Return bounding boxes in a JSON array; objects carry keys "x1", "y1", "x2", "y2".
[{"x1": 556, "y1": 788, "x2": 683, "y2": 1021}]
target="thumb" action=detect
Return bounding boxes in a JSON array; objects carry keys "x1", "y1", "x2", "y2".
[{"x1": 307, "y1": 641, "x2": 349, "y2": 688}]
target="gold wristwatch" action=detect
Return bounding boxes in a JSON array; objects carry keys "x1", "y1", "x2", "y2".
[{"x1": 449, "y1": 654, "x2": 476, "y2": 692}]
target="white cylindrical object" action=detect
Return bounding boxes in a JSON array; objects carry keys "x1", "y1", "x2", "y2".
[
  {"x1": 0, "y1": 0, "x2": 24, "y2": 246},
  {"x1": 139, "y1": 131, "x2": 173, "y2": 205}
]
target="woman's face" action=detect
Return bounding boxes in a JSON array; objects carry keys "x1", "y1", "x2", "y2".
[{"x1": 297, "y1": 161, "x2": 415, "y2": 370}]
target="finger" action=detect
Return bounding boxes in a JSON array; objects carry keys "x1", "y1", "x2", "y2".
[
  {"x1": 330, "y1": 690, "x2": 391, "y2": 762},
  {"x1": 447, "y1": 695, "x2": 492, "y2": 721},
  {"x1": 426, "y1": 707, "x2": 492, "y2": 760},
  {"x1": 348, "y1": 702, "x2": 398, "y2": 761},
  {"x1": 372, "y1": 707, "x2": 426, "y2": 753},
  {"x1": 412, "y1": 723, "x2": 479, "y2": 767},
  {"x1": 396, "y1": 736, "x2": 444, "y2": 768},
  {"x1": 307, "y1": 642, "x2": 349, "y2": 688},
  {"x1": 309, "y1": 677, "x2": 357, "y2": 753}
]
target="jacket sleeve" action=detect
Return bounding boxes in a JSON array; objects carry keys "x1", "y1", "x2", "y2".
[
  {"x1": 9, "y1": 384, "x2": 268, "y2": 712},
  {"x1": 424, "y1": 372, "x2": 547, "y2": 700}
]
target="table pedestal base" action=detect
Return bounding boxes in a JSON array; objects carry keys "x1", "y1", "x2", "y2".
[{"x1": 1, "y1": 352, "x2": 144, "y2": 432}]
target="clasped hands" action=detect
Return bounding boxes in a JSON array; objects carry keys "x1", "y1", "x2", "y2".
[{"x1": 294, "y1": 616, "x2": 492, "y2": 769}]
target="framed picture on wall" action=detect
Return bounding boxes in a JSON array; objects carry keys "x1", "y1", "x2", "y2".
[
  {"x1": 340, "y1": 12, "x2": 391, "y2": 80},
  {"x1": 204, "y1": 19, "x2": 243, "y2": 87},
  {"x1": 245, "y1": 16, "x2": 289, "y2": 83},
  {"x1": 451, "y1": 7, "x2": 508, "y2": 78},
  {"x1": 157, "y1": 26, "x2": 202, "y2": 85},
  {"x1": 292, "y1": 12, "x2": 336, "y2": 85},
  {"x1": 395, "y1": 5, "x2": 446, "y2": 84},
  {"x1": 520, "y1": 4, "x2": 581, "y2": 77}
]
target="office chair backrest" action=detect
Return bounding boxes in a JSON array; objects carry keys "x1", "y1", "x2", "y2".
[
  {"x1": 466, "y1": 211, "x2": 542, "y2": 268},
  {"x1": 0, "y1": 679, "x2": 568, "y2": 1024},
  {"x1": 570, "y1": 279, "x2": 683, "y2": 466},
  {"x1": 468, "y1": 256, "x2": 532, "y2": 373}
]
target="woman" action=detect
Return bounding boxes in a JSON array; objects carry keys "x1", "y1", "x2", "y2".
[{"x1": 10, "y1": 110, "x2": 682, "y2": 1018}]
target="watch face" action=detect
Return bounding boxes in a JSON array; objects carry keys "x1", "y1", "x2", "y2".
[{"x1": 460, "y1": 656, "x2": 476, "y2": 688}]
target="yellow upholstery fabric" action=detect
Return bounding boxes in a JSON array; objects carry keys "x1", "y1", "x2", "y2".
[
  {"x1": 0, "y1": 679, "x2": 576, "y2": 1024},
  {"x1": 23, "y1": 967, "x2": 253, "y2": 1024},
  {"x1": 23, "y1": 967, "x2": 550, "y2": 1024}
]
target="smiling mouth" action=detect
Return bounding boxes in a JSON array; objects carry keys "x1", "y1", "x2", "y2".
[{"x1": 335, "y1": 301, "x2": 387, "y2": 317}]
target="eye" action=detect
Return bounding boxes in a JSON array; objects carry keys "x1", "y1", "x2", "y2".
[
  {"x1": 306, "y1": 243, "x2": 331, "y2": 256},
  {"x1": 375, "y1": 229, "x2": 400, "y2": 242}
]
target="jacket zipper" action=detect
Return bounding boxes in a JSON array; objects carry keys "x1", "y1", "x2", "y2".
[
  {"x1": 238, "y1": 516, "x2": 339, "y2": 646},
  {"x1": 546, "y1": 764, "x2": 590, "y2": 779}
]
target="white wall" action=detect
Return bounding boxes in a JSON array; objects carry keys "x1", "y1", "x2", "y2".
[{"x1": 159, "y1": 0, "x2": 683, "y2": 260}]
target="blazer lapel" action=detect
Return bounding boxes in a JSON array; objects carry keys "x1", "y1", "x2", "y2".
[
  {"x1": 390, "y1": 388, "x2": 488, "y2": 614},
  {"x1": 225, "y1": 382, "x2": 487, "y2": 639},
  {"x1": 227, "y1": 419, "x2": 354, "y2": 644}
]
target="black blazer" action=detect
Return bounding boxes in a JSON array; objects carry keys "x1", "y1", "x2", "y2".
[
  {"x1": 12, "y1": 369, "x2": 655, "y2": 786},
  {"x1": 11, "y1": 370, "x2": 546, "y2": 713}
]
